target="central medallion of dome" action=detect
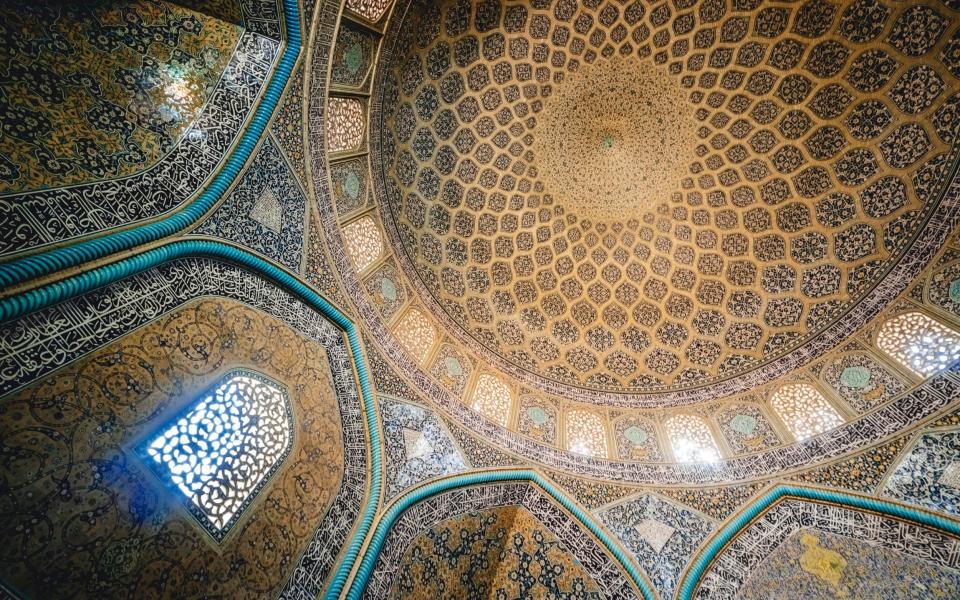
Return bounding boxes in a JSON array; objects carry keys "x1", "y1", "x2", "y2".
[{"x1": 534, "y1": 58, "x2": 697, "y2": 220}]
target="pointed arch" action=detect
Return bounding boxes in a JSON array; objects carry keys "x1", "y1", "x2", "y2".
[
  {"x1": 347, "y1": 470, "x2": 658, "y2": 600},
  {"x1": 678, "y1": 484, "x2": 960, "y2": 599}
]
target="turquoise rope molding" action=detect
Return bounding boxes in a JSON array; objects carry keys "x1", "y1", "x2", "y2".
[
  {"x1": 346, "y1": 469, "x2": 659, "y2": 600},
  {"x1": 0, "y1": 240, "x2": 381, "y2": 600},
  {"x1": 676, "y1": 484, "x2": 960, "y2": 600},
  {"x1": 0, "y1": 0, "x2": 301, "y2": 291}
]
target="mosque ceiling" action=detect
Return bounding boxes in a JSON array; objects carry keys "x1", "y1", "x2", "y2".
[
  {"x1": 5, "y1": 0, "x2": 960, "y2": 599},
  {"x1": 371, "y1": 0, "x2": 960, "y2": 401}
]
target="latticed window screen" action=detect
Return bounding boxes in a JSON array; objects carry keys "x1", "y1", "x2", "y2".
[
  {"x1": 327, "y1": 97, "x2": 365, "y2": 152},
  {"x1": 394, "y1": 307, "x2": 437, "y2": 364},
  {"x1": 664, "y1": 414, "x2": 720, "y2": 462},
  {"x1": 876, "y1": 311, "x2": 960, "y2": 377},
  {"x1": 565, "y1": 409, "x2": 608, "y2": 458},
  {"x1": 471, "y1": 374, "x2": 512, "y2": 427},
  {"x1": 139, "y1": 371, "x2": 293, "y2": 541},
  {"x1": 342, "y1": 216, "x2": 383, "y2": 273},
  {"x1": 770, "y1": 383, "x2": 843, "y2": 441},
  {"x1": 346, "y1": 0, "x2": 391, "y2": 21}
]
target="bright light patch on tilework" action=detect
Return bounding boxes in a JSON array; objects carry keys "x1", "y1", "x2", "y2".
[
  {"x1": 402, "y1": 427, "x2": 434, "y2": 460},
  {"x1": 633, "y1": 519, "x2": 675, "y2": 553},
  {"x1": 770, "y1": 383, "x2": 844, "y2": 441},
  {"x1": 566, "y1": 409, "x2": 609, "y2": 458},
  {"x1": 248, "y1": 187, "x2": 283, "y2": 233},
  {"x1": 939, "y1": 462, "x2": 960, "y2": 489},
  {"x1": 346, "y1": 0, "x2": 391, "y2": 22},
  {"x1": 140, "y1": 371, "x2": 293, "y2": 541},
  {"x1": 471, "y1": 373, "x2": 512, "y2": 427},
  {"x1": 394, "y1": 307, "x2": 437, "y2": 364},
  {"x1": 664, "y1": 414, "x2": 720, "y2": 463},
  {"x1": 877, "y1": 311, "x2": 960, "y2": 377},
  {"x1": 343, "y1": 216, "x2": 383, "y2": 273}
]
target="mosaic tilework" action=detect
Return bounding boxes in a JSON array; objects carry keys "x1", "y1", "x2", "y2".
[
  {"x1": 791, "y1": 436, "x2": 909, "y2": 494},
  {"x1": 0, "y1": 1, "x2": 240, "y2": 194},
  {"x1": 0, "y1": 0, "x2": 281, "y2": 257},
  {"x1": 362, "y1": 482, "x2": 640, "y2": 600},
  {"x1": 380, "y1": 397, "x2": 468, "y2": 499},
  {"x1": 312, "y1": 0, "x2": 960, "y2": 483},
  {"x1": 613, "y1": 416, "x2": 663, "y2": 461},
  {"x1": 270, "y1": 63, "x2": 307, "y2": 186},
  {"x1": 544, "y1": 470, "x2": 638, "y2": 511},
  {"x1": 0, "y1": 256, "x2": 369, "y2": 600},
  {"x1": 331, "y1": 19, "x2": 377, "y2": 89},
  {"x1": 364, "y1": 260, "x2": 407, "y2": 321},
  {"x1": 694, "y1": 497, "x2": 960, "y2": 599},
  {"x1": 597, "y1": 493, "x2": 715, "y2": 599},
  {"x1": 821, "y1": 351, "x2": 908, "y2": 413},
  {"x1": 714, "y1": 402, "x2": 783, "y2": 454},
  {"x1": 883, "y1": 429, "x2": 960, "y2": 517},
  {"x1": 656, "y1": 483, "x2": 765, "y2": 522},
  {"x1": 429, "y1": 342, "x2": 474, "y2": 396},
  {"x1": 386, "y1": 505, "x2": 603, "y2": 599},
  {"x1": 0, "y1": 298, "x2": 344, "y2": 598},
  {"x1": 365, "y1": 336, "x2": 423, "y2": 404},
  {"x1": 931, "y1": 406, "x2": 960, "y2": 429},
  {"x1": 928, "y1": 258, "x2": 960, "y2": 318},
  {"x1": 517, "y1": 395, "x2": 559, "y2": 444},
  {"x1": 305, "y1": 207, "x2": 351, "y2": 309},
  {"x1": 331, "y1": 157, "x2": 373, "y2": 217},
  {"x1": 194, "y1": 136, "x2": 306, "y2": 270},
  {"x1": 740, "y1": 528, "x2": 960, "y2": 599},
  {"x1": 371, "y1": 0, "x2": 960, "y2": 401},
  {"x1": 443, "y1": 417, "x2": 525, "y2": 469},
  {"x1": 175, "y1": 0, "x2": 244, "y2": 25}
]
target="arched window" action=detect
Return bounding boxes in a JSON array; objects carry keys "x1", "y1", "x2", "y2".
[
  {"x1": 471, "y1": 374, "x2": 512, "y2": 427},
  {"x1": 876, "y1": 311, "x2": 960, "y2": 377},
  {"x1": 566, "y1": 409, "x2": 608, "y2": 458},
  {"x1": 342, "y1": 216, "x2": 383, "y2": 273},
  {"x1": 139, "y1": 371, "x2": 293, "y2": 540},
  {"x1": 394, "y1": 308, "x2": 436, "y2": 364},
  {"x1": 327, "y1": 97, "x2": 364, "y2": 153},
  {"x1": 664, "y1": 414, "x2": 720, "y2": 462},
  {"x1": 770, "y1": 383, "x2": 843, "y2": 440},
  {"x1": 346, "y1": 0, "x2": 391, "y2": 22}
]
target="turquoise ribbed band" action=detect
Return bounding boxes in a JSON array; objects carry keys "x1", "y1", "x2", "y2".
[
  {"x1": 345, "y1": 469, "x2": 658, "y2": 600},
  {"x1": 0, "y1": 0, "x2": 302, "y2": 291}
]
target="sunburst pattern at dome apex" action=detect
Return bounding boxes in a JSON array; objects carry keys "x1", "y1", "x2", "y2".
[
  {"x1": 375, "y1": 0, "x2": 960, "y2": 398},
  {"x1": 534, "y1": 57, "x2": 698, "y2": 219}
]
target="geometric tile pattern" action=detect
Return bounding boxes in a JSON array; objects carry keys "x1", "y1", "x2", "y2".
[
  {"x1": 738, "y1": 528, "x2": 960, "y2": 598},
  {"x1": 597, "y1": 493, "x2": 715, "y2": 598},
  {"x1": 373, "y1": 0, "x2": 960, "y2": 399},
  {"x1": 381, "y1": 398, "x2": 468, "y2": 498},
  {"x1": 790, "y1": 435, "x2": 910, "y2": 494},
  {"x1": 883, "y1": 429, "x2": 960, "y2": 517},
  {"x1": 0, "y1": 2, "x2": 281, "y2": 257},
  {"x1": 0, "y1": 255, "x2": 370, "y2": 600},
  {"x1": 363, "y1": 481, "x2": 641, "y2": 599},
  {"x1": 194, "y1": 137, "x2": 306, "y2": 270},
  {"x1": 695, "y1": 497, "x2": 960, "y2": 598}
]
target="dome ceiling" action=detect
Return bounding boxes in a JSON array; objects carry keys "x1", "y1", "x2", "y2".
[{"x1": 374, "y1": 0, "x2": 960, "y2": 401}]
